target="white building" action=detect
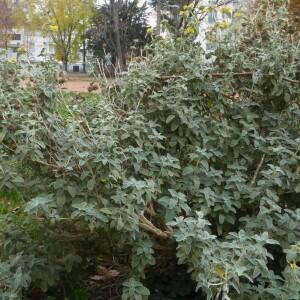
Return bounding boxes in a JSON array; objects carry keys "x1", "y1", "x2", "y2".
[
  {"x1": 2, "y1": 29, "x2": 55, "y2": 62},
  {"x1": 1, "y1": 29, "x2": 89, "y2": 73}
]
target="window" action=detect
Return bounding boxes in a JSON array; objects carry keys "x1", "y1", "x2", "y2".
[
  {"x1": 73, "y1": 65, "x2": 80, "y2": 72},
  {"x1": 11, "y1": 34, "x2": 21, "y2": 41}
]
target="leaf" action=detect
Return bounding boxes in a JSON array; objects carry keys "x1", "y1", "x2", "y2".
[
  {"x1": 182, "y1": 165, "x2": 194, "y2": 175},
  {"x1": 25, "y1": 194, "x2": 56, "y2": 215},
  {"x1": 71, "y1": 202, "x2": 108, "y2": 223},
  {"x1": 87, "y1": 178, "x2": 96, "y2": 191},
  {"x1": 166, "y1": 115, "x2": 175, "y2": 124},
  {"x1": 100, "y1": 207, "x2": 113, "y2": 215},
  {"x1": 219, "y1": 214, "x2": 225, "y2": 225},
  {"x1": 12, "y1": 176, "x2": 24, "y2": 184},
  {"x1": 0, "y1": 128, "x2": 7, "y2": 143},
  {"x1": 171, "y1": 121, "x2": 179, "y2": 131},
  {"x1": 67, "y1": 186, "x2": 78, "y2": 197}
]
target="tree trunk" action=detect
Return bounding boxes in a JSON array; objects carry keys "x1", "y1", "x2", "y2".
[
  {"x1": 83, "y1": 37, "x2": 86, "y2": 73},
  {"x1": 4, "y1": 35, "x2": 8, "y2": 51},
  {"x1": 111, "y1": 0, "x2": 124, "y2": 69},
  {"x1": 4, "y1": 26, "x2": 9, "y2": 51},
  {"x1": 63, "y1": 61, "x2": 68, "y2": 72},
  {"x1": 156, "y1": 0, "x2": 162, "y2": 35}
]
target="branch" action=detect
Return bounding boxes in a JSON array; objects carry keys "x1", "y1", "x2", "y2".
[
  {"x1": 159, "y1": 72, "x2": 300, "y2": 83},
  {"x1": 139, "y1": 213, "x2": 171, "y2": 239},
  {"x1": 159, "y1": 72, "x2": 252, "y2": 81},
  {"x1": 220, "y1": 92, "x2": 236, "y2": 100},
  {"x1": 283, "y1": 77, "x2": 300, "y2": 84},
  {"x1": 251, "y1": 154, "x2": 265, "y2": 185},
  {"x1": 159, "y1": 75, "x2": 184, "y2": 80},
  {"x1": 209, "y1": 72, "x2": 253, "y2": 77}
]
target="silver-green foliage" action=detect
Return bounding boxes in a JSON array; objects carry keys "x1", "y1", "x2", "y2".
[{"x1": 0, "y1": 1, "x2": 300, "y2": 299}]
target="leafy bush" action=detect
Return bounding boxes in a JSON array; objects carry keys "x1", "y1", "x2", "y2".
[{"x1": 0, "y1": 1, "x2": 300, "y2": 299}]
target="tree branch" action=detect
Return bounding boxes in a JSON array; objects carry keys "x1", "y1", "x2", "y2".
[
  {"x1": 251, "y1": 154, "x2": 265, "y2": 185},
  {"x1": 139, "y1": 213, "x2": 171, "y2": 239},
  {"x1": 283, "y1": 77, "x2": 300, "y2": 84},
  {"x1": 159, "y1": 72, "x2": 299, "y2": 83}
]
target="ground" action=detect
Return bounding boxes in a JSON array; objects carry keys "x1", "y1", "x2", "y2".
[{"x1": 60, "y1": 73, "x2": 98, "y2": 93}]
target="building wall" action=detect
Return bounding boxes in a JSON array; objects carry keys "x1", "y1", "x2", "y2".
[
  {"x1": 1, "y1": 29, "x2": 90, "y2": 73},
  {"x1": 3, "y1": 29, "x2": 55, "y2": 62}
]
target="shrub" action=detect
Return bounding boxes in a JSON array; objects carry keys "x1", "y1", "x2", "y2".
[{"x1": 0, "y1": 1, "x2": 299, "y2": 299}]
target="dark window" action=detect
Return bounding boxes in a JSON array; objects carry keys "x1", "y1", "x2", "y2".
[
  {"x1": 73, "y1": 65, "x2": 80, "y2": 72},
  {"x1": 11, "y1": 34, "x2": 21, "y2": 40}
]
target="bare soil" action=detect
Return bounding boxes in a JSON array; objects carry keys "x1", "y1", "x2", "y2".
[{"x1": 60, "y1": 73, "x2": 96, "y2": 93}]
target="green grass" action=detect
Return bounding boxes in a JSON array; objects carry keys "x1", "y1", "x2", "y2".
[
  {"x1": 0, "y1": 189, "x2": 22, "y2": 214},
  {"x1": 0, "y1": 190, "x2": 45, "y2": 242},
  {"x1": 57, "y1": 90, "x2": 102, "y2": 121}
]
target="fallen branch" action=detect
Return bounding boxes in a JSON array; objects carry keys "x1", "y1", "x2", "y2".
[
  {"x1": 159, "y1": 73, "x2": 299, "y2": 83},
  {"x1": 209, "y1": 72, "x2": 253, "y2": 78},
  {"x1": 139, "y1": 213, "x2": 171, "y2": 239},
  {"x1": 159, "y1": 72, "x2": 253, "y2": 81}
]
